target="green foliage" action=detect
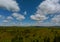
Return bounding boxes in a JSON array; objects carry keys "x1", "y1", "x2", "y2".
[
  {"x1": 11, "y1": 35, "x2": 23, "y2": 42},
  {"x1": 32, "y1": 39, "x2": 39, "y2": 42},
  {"x1": 53, "y1": 36, "x2": 60, "y2": 42},
  {"x1": 0, "y1": 26, "x2": 60, "y2": 42},
  {"x1": 44, "y1": 37, "x2": 50, "y2": 42}
]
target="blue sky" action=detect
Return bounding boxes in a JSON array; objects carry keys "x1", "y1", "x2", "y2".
[{"x1": 0, "y1": 0, "x2": 60, "y2": 26}]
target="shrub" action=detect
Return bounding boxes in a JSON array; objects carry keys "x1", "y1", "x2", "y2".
[
  {"x1": 11, "y1": 35, "x2": 23, "y2": 42},
  {"x1": 44, "y1": 37, "x2": 50, "y2": 42},
  {"x1": 53, "y1": 36, "x2": 60, "y2": 42}
]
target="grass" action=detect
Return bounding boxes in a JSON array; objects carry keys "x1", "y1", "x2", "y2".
[{"x1": 0, "y1": 26, "x2": 60, "y2": 42}]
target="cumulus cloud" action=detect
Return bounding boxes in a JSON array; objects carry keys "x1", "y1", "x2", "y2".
[
  {"x1": 6, "y1": 16, "x2": 13, "y2": 20},
  {"x1": 30, "y1": 0, "x2": 60, "y2": 21},
  {"x1": 0, "y1": 15, "x2": 5, "y2": 19},
  {"x1": 12, "y1": 13, "x2": 25, "y2": 20},
  {"x1": 51, "y1": 15, "x2": 60, "y2": 24},
  {"x1": 3, "y1": 20, "x2": 9, "y2": 23},
  {"x1": 0, "y1": 15, "x2": 2, "y2": 18},
  {"x1": 0, "y1": 16, "x2": 13, "y2": 23},
  {"x1": 0, "y1": 0, "x2": 20, "y2": 12},
  {"x1": 0, "y1": 15, "x2": 3, "y2": 18},
  {"x1": 24, "y1": 11, "x2": 27, "y2": 15},
  {"x1": 30, "y1": 14, "x2": 47, "y2": 21},
  {"x1": 0, "y1": 0, "x2": 26, "y2": 26},
  {"x1": 39, "y1": 0, "x2": 60, "y2": 14}
]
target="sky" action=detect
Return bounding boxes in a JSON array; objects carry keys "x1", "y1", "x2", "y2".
[{"x1": 0, "y1": 0, "x2": 60, "y2": 26}]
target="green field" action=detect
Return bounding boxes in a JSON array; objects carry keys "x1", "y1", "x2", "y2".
[{"x1": 0, "y1": 26, "x2": 60, "y2": 42}]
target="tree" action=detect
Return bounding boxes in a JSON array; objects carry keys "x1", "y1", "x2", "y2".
[
  {"x1": 54, "y1": 36, "x2": 60, "y2": 42},
  {"x1": 44, "y1": 37, "x2": 50, "y2": 42},
  {"x1": 11, "y1": 35, "x2": 23, "y2": 42}
]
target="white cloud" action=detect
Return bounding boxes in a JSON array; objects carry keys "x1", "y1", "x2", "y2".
[
  {"x1": 0, "y1": 0, "x2": 20, "y2": 12},
  {"x1": 12, "y1": 13, "x2": 25, "y2": 20},
  {"x1": 6, "y1": 16, "x2": 13, "y2": 20},
  {"x1": 31, "y1": 14, "x2": 60, "y2": 26},
  {"x1": 30, "y1": 0, "x2": 60, "y2": 21},
  {"x1": 0, "y1": 15, "x2": 3, "y2": 19},
  {"x1": 30, "y1": 0, "x2": 60, "y2": 26},
  {"x1": 2, "y1": 16, "x2": 13, "y2": 23},
  {"x1": 24, "y1": 11, "x2": 27, "y2": 15},
  {"x1": 30, "y1": 14, "x2": 47, "y2": 21},
  {"x1": 3, "y1": 20, "x2": 9, "y2": 23},
  {"x1": 51, "y1": 15, "x2": 60, "y2": 24},
  {"x1": 39, "y1": 0, "x2": 60, "y2": 14},
  {"x1": 0, "y1": 15, "x2": 5, "y2": 19},
  {"x1": 0, "y1": 15, "x2": 2, "y2": 18},
  {"x1": 5, "y1": 16, "x2": 14, "y2": 22}
]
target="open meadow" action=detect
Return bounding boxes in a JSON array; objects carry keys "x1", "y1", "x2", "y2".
[{"x1": 0, "y1": 26, "x2": 60, "y2": 42}]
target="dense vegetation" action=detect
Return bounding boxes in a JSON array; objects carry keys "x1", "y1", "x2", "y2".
[{"x1": 0, "y1": 26, "x2": 60, "y2": 42}]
